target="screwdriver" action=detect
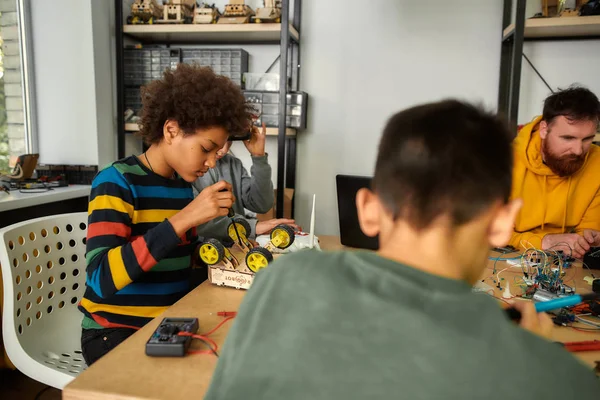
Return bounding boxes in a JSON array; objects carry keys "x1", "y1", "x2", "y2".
[
  {"x1": 220, "y1": 188, "x2": 243, "y2": 247},
  {"x1": 505, "y1": 293, "x2": 599, "y2": 322}
]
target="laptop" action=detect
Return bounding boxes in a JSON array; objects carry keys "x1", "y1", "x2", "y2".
[{"x1": 335, "y1": 174, "x2": 379, "y2": 250}]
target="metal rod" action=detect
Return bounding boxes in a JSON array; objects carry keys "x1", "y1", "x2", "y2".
[
  {"x1": 522, "y1": 53, "x2": 554, "y2": 93},
  {"x1": 508, "y1": 0, "x2": 526, "y2": 132},
  {"x1": 116, "y1": 0, "x2": 126, "y2": 159},
  {"x1": 276, "y1": 0, "x2": 291, "y2": 219},
  {"x1": 497, "y1": 0, "x2": 512, "y2": 122}
]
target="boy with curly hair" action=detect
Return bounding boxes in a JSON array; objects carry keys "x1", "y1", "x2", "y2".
[{"x1": 79, "y1": 64, "x2": 252, "y2": 365}]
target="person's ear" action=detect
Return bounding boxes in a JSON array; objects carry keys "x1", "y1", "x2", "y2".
[
  {"x1": 356, "y1": 188, "x2": 381, "y2": 238},
  {"x1": 163, "y1": 120, "x2": 180, "y2": 144},
  {"x1": 539, "y1": 120, "x2": 549, "y2": 140},
  {"x1": 488, "y1": 199, "x2": 522, "y2": 248}
]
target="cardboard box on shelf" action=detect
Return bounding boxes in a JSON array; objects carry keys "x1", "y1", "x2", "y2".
[{"x1": 257, "y1": 188, "x2": 294, "y2": 221}]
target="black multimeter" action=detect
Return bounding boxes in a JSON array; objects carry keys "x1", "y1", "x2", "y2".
[{"x1": 146, "y1": 318, "x2": 199, "y2": 357}]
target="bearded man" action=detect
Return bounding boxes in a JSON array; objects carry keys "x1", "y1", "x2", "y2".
[{"x1": 509, "y1": 86, "x2": 600, "y2": 258}]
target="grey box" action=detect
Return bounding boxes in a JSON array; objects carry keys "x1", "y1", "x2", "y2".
[
  {"x1": 262, "y1": 104, "x2": 278, "y2": 115},
  {"x1": 262, "y1": 93, "x2": 279, "y2": 104},
  {"x1": 262, "y1": 115, "x2": 278, "y2": 127}
]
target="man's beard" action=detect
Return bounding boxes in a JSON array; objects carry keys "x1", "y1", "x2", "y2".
[{"x1": 542, "y1": 139, "x2": 586, "y2": 177}]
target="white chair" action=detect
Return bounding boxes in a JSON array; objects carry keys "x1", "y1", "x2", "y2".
[{"x1": 0, "y1": 213, "x2": 88, "y2": 389}]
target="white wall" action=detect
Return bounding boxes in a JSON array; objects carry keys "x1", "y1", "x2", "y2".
[
  {"x1": 293, "y1": 0, "x2": 504, "y2": 235},
  {"x1": 32, "y1": 0, "x2": 115, "y2": 166}
]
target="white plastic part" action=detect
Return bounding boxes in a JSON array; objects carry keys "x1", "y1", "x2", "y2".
[
  {"x1": 256, "y1": 233, "x2": 320, "y2": 252},
  {"x1": 309, "y1": 194, "x2": 316, "y2": 249},
  {"x1": 502, "y1": 281, "x2": 513, "y2": 299},
  {"x1": 0, "y1": 213, "x2": 89, "y2": 389}
]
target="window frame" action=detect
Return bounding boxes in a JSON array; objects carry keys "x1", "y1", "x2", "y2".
[{"x1": 16, "y1": 0, "x2": 37, "y2": 154}]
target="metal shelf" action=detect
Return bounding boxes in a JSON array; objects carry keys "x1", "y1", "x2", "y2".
[
  {"x1": 123, "y1": 23, "x2": 299, "y2": 44},
  {"x1": 503, "y1": 15, "x2": 600, "y2": 41},
  {"x1": 124, "y1": 123, "x2": 296, "y2": 137},
  {"x1": 116, "y1": 0, "x2": 302, "y2": 218}
]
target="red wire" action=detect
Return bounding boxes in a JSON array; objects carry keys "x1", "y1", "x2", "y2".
[
  {"x1": 571, "y1": 327, "x2": 600, "y2": 334},
  {"x1": 177, "y1": 314, "x2": 237, "y2": 356},
  {"x1": 201, "y1": 316, "x2": 235, "y2": 336},
  {"x1": 187, "y1": 350, "x2": 214, "y2": 355}
]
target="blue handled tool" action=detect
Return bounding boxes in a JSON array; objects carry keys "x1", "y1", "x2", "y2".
[{"x1": 505, "y1": 293, "x2": 599, "y2": 322}]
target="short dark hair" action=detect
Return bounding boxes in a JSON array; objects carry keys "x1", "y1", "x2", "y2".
[
  {"x1": 373, "y1": 100, "x2": 512, "y2": 230},
  {"x1": 138, "y1": 64, "x2": 252, "y2": 145},
  {"x1": 542, "y1": 85, "x2": 600, "y2": 125}
]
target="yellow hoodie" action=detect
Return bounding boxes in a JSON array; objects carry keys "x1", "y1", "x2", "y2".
[{"x1": 510, "y1": 116, "x2": 600, "y2": 249}]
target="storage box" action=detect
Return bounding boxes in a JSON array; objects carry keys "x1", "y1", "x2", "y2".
[
  {"x1": 243, "y1": 73, "x2": 279, "y2": 91},
  {"x1": 257, "y1": 188, "x2": 294, "y2": 221}
]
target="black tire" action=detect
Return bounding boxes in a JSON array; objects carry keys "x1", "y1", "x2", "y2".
[
  {"x1": 127, "y1": 16, "x2": 133, "y2": 24},
  {"x1": 245, "y1": 247, "x2": 273, "y2": 272},
  {"x1": 184, "y1": 16, "x2": 193, "y2": 24},
  {"x1": 270, "y1": 224, "x2": 296, "y2": 249},
  {"x1": 199, "y1": 238, "x2": 225, "y2": 266},
  {"x1": 228, "y1": 218, "x2": 252, "y2": 240}
]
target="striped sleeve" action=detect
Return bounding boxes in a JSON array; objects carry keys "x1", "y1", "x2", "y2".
[{"x1": 85, "y1": 166, "x2": 182, "y2": 298}]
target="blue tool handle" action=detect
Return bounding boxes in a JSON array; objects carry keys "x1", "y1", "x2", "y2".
[{"x1": 534, "y1": 295, "x2": 583, "y2": 313}]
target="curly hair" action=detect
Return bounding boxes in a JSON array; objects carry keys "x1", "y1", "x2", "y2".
[{"x1": 137, "y1": 63, "x2": 252, "y2": 145}]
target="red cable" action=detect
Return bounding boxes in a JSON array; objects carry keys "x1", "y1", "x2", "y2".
[
  {"x1": 201, "y1": 316, "x2": 235, "y2": 336},
  {"x1": 571, "y1": 327, "x2": 600, "y2": 334}
]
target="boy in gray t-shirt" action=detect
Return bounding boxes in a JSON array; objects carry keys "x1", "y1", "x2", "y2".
[{"x1": 193, "y1": 124, "x2": 299, "y2": 240}]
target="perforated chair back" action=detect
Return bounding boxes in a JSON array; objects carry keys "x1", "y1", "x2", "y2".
[{"x1": 0, "y1": 213, "x2": 88, "y2": 389}]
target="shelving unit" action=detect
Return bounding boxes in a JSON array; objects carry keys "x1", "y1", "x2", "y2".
[
  {"x1": 498, "y1": 1, "x2": 600, "y2": 133},
  {"x1": 115, "y1": 0, "x2": 303, "y2": 218},
  {"x1": 124, "y1": 122, "x2": 296, "y2": 136},
  {"x1": 503, "y1": 15, "x2": 600, "y2": 40},
  {"x1": 123, "y1": 23, "x2": 299, "y2": 43}
]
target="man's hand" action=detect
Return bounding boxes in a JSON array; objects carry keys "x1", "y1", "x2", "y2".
[
  {"x1": 541, "y1": 233, "x2": 590, "y2": 259},
  {"x1": 509, "y1": 301, "x2": 553, "y2": 340},
  {"x1": 244, "y1": 123, "x2": 266, "y2": 157},
  {"x1": 582, "y1": 229, "x2": 600, "y2": 248},
  {"x1": 256, "y1": 218, "x2": 301, "y2": 236}
]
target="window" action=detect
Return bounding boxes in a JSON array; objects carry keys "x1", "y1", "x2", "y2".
[{"x1": 0, "y1": 0, "x2": 35, "y2": 175}]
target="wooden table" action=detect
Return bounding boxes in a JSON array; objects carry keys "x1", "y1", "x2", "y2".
[{"x1": 63, "y1": 237, "x2": 600, "y2": 400}]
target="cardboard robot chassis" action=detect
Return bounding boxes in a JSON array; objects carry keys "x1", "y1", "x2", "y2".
[
  {"x1": 199, "y1": 218, "x2": 296, "y2": 290},
  {"x1": 200, "y1": 194, "x2": 318, "y2": 290}
]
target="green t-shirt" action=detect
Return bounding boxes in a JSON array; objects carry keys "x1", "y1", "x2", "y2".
[{"x1": 206, "y1": 250, "x2": 600, "y2": 399}]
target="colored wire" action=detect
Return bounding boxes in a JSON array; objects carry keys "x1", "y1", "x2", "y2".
[
  {"x1": 201, "y1": 316, "x2": 235, "y2": 337},
  {"x1": 178, "y1": 332, "x2": 220, "y2": 357},
  {"x1": 571, "y1": 326, "x2": 600, "y2": 333},
  {"x1": 575, "y1": 315, "x2": 600, "y2": 328}
]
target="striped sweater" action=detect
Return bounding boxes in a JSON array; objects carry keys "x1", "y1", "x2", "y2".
[{"x1": 79, "y1": 156, "x2": 197, "y2": 329}]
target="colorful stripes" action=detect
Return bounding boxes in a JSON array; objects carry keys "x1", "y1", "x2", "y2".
[
  {"x1": 79, "y1": 156, "x2": 196, "y2": 329},
  {"x1": 88, "y1": 221, "x2": 131, "y2": 239}
]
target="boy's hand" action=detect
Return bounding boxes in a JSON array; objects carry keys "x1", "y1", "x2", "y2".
[
  {"x1": 169, "y1": 181, "x2": 235, "y2": 236},
  {"x1": 256, "y1": 219, "x2": 301, "y2": 236},
  {"x1": 244, "y1": 123, "x2": 266, "y2": 157},
  {"x1": 509, "y1": 301, "x2": 553, "y2": 340},
  {"x1": 541, "y1": 233, "x2": 590, "y2": 259}
]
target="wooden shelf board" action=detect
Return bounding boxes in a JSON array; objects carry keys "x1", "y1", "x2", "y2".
[
  {"x1": 125, "y1": 123, "x2": 296, "y2": 137},
  {"x1": 503, "y1": 16, "x2": 600, "y2": 40},
  {"x1": 123, "y1": 23, "x2": 299, "y2": 43}
]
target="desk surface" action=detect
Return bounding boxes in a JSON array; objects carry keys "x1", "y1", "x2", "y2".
[
  {"x1": 0, "y1": 185, "x2": 91, "y2": 212},
  {"x1": 63, "y1": 237, "x2": 600, "y2": 400}
]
